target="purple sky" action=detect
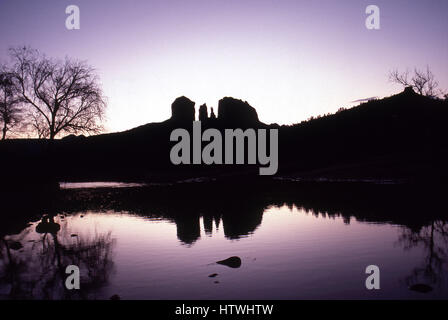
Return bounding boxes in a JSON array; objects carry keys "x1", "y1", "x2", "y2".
[{"x1": 1, "y1": 0, "x2": 447, "y2": 132}]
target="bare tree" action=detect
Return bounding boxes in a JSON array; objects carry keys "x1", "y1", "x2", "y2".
[
  {"x1": 0, "y1": 66, "x2": 23, "y2": 140},
  {"x1": 389, "y1": 66, "x2": 442, "y2": 99},
  {"x1": 9, "y1": 46, "x2": 106, "y2": 140}
]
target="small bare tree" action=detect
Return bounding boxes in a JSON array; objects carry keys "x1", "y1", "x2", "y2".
[
  {"x1": 9, "y1": 46, "x2": 106, "y2": 140},
  {"x1": 0, "y1": 66, "x2": 23, "y2": 140},
  {"x1": 389, "y1": 66, "x2": 442, "y2": 99},
  {"x1": 29, "y1": 112, "x2": 50, "y2": 139}
]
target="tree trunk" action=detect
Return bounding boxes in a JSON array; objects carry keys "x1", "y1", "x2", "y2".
[
  {"x1": 49, "y1": 114, "x2": 56, "y2": 140},
  {"x1": 1, "y1": 124, "x2": 6, "y2": 140}
]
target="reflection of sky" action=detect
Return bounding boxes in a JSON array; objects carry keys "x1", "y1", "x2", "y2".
[{"x1": 0, "y1": 0, "x2": 447, "y2": 132}]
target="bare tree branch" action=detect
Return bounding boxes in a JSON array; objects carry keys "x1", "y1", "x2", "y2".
[
  {"x1": 8, "y1": 46, "x2": 107, "y2": 139},
  {"x1": 389, "y1": 66, "x2": 442, "y2": 99}
]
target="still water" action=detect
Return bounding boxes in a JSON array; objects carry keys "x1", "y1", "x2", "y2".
[{"x1": 1, "y1": 184, "x2": 447, "y2": 300}]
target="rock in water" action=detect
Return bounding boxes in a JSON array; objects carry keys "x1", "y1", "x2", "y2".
[
  {"x1": 216, "y1": 256, "x2": 242, "y2": 268},
  {"x1": 208, "y1": 273, "x2": 218, "y2": 278},
  {"x1": 36, "y1": 215, "x2": 61, "y2": 234},
  {"x1": 409, "y1": 284, "x2": 433, "y2": 293}
]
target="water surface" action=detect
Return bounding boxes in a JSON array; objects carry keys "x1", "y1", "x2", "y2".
[{"x1": 1, "y1": 185, "x2": 447, "y2": 300}]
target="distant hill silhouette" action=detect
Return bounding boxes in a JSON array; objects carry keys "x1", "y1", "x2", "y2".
[
  {"x1": 277, "y1": 87, "x2": 448, "y2": 182},
  {"x1": 0, "y1": 88, "x2": 447, "y2": 185}
]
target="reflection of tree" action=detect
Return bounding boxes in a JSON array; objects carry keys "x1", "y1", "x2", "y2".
[
  {"x1": 0, "y1": 230, "x2": 31, "y2": 298},
  {"x1": 397, "y1": 220, "x2": 448, "y2": 290},
  {"x1": 0, "y1": 215, "x2": 115, "y2": 299}
]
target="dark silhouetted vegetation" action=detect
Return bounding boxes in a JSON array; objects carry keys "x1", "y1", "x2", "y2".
[
  {"x1": 389, "y1": 66, "x2": 445, "y2": 99},
  {"x1": 0, "y1": 66, "x2": 23, "y2": 140}
]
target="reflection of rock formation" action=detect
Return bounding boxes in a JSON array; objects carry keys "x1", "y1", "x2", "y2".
[
  {"x1": 174, "y1": 215, "x2": 201, "y2": 245},
  {"x1": 55, "y1": 180, "x2": 448, "y2": 245},
  {"x1": 172, "y1": 206, "x2": 264, "y2": 244},
  {"x1": 203, "y1": 215, "x2": 214, "y2": 235},
  {"x1": 221, "y1": 208, "x2": 263, "y2": 240}
]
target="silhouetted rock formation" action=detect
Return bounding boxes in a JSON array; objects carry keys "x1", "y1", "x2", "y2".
[
  {"x1": 218, "y1": 97, "x2": 259, "y2": 127},
  {"x1": 171, "y1": 96, "x2": 195, "y2": 122},
  {"x1": 210, "y1": 107, "x2": 216, "y2": 119},
  {"x1": 168, "y1": 96, "x2": 263, "y2": 130},
  {"x1": 198, "y1": 104, "x2": 208, "y2": 121},
  {"x1": 1, "y1": 88, "x2": 448, "y2": 184}
]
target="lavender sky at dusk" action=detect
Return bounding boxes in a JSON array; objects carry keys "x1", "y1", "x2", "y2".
[{"x1": 1, "y1": 0, "x2": 447, "y2": 133}]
